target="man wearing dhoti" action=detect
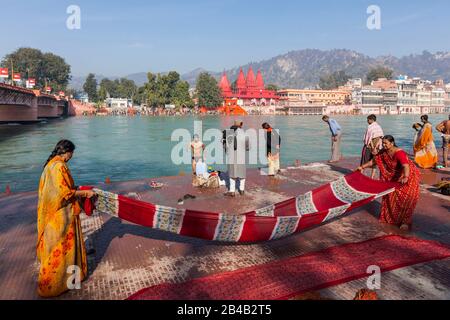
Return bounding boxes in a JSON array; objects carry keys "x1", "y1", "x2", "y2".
[{"x1": 224, "y1": 120, "x2": 250, "y2": 196}]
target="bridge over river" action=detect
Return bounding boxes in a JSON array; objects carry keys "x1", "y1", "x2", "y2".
[{"x1": 0, "y1": 83, "x2": 74, "y2": 123}]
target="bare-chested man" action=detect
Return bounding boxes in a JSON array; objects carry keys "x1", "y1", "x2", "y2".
[{"x1": 436, "y1": 115, "x2": 450, "y2": 167}]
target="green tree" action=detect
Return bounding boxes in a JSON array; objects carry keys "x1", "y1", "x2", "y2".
[
  {"x1": 265, "y1": 84, "x2": 278, "y2": 91},
  {"x1": 172, "y1": 80, "x2": 193, "y2": 108},
  {"x1": 319, "y1": 70, "x2": 350, "y2": 90},
  {"x1": 143, "y1": 72, "x2": 161, "y2": 108},
  {"x1": 1, "y1": 47, "x2": 71, "y2": 90},
  {"x1": 117, "y1": 78, "x2": 137, "y2": 99},
  {"x1": 141, "y1": 71, "x2": 192, "y2": 108},
  {"x1": 41, "y1": 53, "x2": 71, "y2": 92},
  {"x1": 196, "y1": 72, "x2": 223, "y2": 108},
  {"x1": 133, "y1": 86, "x2": 147, "y2": 105},
  {"x1": 366, "y1": 66, "x2": 394, "y2": 84},
  {"x1": 83, "y1": 73, "x2": 98, "y2": 102},
  {"x1": 97, "y1": 78, "x2": 119, "y2": 100}
]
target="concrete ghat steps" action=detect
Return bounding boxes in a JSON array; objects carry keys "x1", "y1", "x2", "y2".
[{"x1": 0, "y1": 157, "x2": 448, "y2": 300}]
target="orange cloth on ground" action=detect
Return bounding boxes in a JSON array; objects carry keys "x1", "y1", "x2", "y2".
[
  {"x1": 36, "y1": 156, "x2": 87, "y2": 297},
  {"x1": 413, "y1": 123, "x2": 438, "y2": 169}
]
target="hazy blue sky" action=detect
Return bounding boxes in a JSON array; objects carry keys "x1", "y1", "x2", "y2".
[{"x1": 1, "y1": 0, "x2": 449, "y2": 76}]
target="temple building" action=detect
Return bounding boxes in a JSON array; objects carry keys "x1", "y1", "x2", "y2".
[{"x1": 218, "y1": 67, "x2": 279, "y2": 107}]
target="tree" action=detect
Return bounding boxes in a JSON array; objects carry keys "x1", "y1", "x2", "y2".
[
  {"x1": 319, "y1": 70, "x2": 350, "y2": 90},
  {"x1": 366, "y1": 66, "x2": 394, "y2": 84},
  {"x1": 143, "y1": 72, "x2": 160, "y2": 108},
  {"x1": 83, "y1": 73, "x2": 98, "y2": 102},
  {"x1": 265, "y1": 84, "x2": 278, "y2": 91},
  {"x1": 41, "y1": 53, "x2": 71, "y2": 91},
  {"x1": 117, "y1": 78, "x2": 137, "y2": 99},
  {"x1": 98, "y1": 78, "x2": 118, "y2": 100},
  {"x1": 1, "y1": 47, "x2": 71, "y2": 90},
  {"x1": 196, "y1": 72, "x2": 223, "y2": 108},
  {"x1": 141, "y1": 71, "x2": 193, "y2": 108},
  {"x1": 172, "y1": 81, "x2": 193, "y2": 108}
]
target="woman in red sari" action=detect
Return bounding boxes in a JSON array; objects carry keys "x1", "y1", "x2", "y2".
[{"x1": 357, "y1": 135, "x2": 420, "y2": 231}]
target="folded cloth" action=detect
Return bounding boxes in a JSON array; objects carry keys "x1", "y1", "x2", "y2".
[{"x1": 78, "y1": 186, "x2": 95, "y2": 216}]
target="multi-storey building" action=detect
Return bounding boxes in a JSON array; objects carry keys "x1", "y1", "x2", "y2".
[
  {"x1": 359, "y1": 79, "x2": 398, "y2": 114},
  {"x1": 360, "y1": 86, "x2": 383, "y2": 115},
  {"x1": 416, "y1": 88, "x2": 432, "y2": 114},
  {"x1": 431, "y1": 88, "x2": 446, "y2": 113},
  {"x1": 277, "y1": 88, "x2": 351, "y2": 115},
  {"x1": 277, "y1": 89, "x2": 351, "y2": 106},
  {"x1": 397, "y1": 81, "x2": 419, "y2": 114},
  {"x1": 445, "y1": 85, "x2": 450, "y2": 112}
]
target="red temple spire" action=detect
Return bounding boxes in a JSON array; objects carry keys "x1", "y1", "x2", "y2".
[
  {"x1": 219, "y1": 71, "x2": 231, "y2": 94},
  {"x1": 256, "y1": 69, "x2": 265, "y2": 90},
  {"x1": 246, "y1": 66, "x2": 256, "y2": 89},
  {"x1": 236, "y1": 68, "x2": 246, "y2": 91}
]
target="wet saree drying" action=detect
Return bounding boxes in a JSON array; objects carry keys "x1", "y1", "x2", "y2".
[
  {"x1": 36, "y1": 156, "x2": 87, "y2": 297},
  {"x1": 414, "y1": 123, "x2": 438, "y2": 169},
  {"x1": 374, "y1": 149, "x2": 420, "y2": 227}
]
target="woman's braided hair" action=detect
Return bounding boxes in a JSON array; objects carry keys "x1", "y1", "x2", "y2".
[{"x1": 44, "y1": 140, "x2": 76, "y2": 168}]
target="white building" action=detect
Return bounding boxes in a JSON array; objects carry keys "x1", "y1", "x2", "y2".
[
  {"x1": 105, "y1": 98, "x2": 132, "y2": 111},
  {"x1": 396, "y1": 80, "x2": 420, "y2": 114},
  {"x1": 360, "y1": 86, "x2": 383, "y2": 115},
  {"x1": 431, "y1": 88, "x2": 446, "y2": 113},
  {"x1": 416, "y1": 88, "x2": 432, "y2": 114}
]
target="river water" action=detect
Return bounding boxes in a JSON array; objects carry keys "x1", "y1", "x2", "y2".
[{"x1": 0, "y1": 115, "x2": 447, "y2": 192}]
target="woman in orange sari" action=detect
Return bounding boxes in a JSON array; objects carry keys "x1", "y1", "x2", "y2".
[
  {"x1": 357, "y1": 135, "x2": 420, "y2": 231},
  {"x1": 414, "y1": 115, "x2": 438, "y2": 169},
  {"x1": 37, "y1": 140, "x2": 95, "y2": 297}
]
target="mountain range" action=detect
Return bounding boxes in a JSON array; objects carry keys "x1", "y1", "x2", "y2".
[{"x1": 69, "y1": 49, "x2": 450, "y2": 90}]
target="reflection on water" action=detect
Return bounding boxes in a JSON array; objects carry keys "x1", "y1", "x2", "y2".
[{"x1": 0, "y1": 115, "x2": 447, "y2": 192}]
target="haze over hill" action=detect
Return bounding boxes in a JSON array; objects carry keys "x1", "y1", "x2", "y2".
[{"x1": 70, "y1": 49, "x2": 450, "y2": 90}]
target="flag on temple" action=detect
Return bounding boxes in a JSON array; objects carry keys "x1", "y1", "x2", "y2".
[
  {"x1": 45, "y1": 86, "x2": 51, "y2": 93},
  {"x1": 13, "y1": 73, "x2": 21, "y2": 82}
]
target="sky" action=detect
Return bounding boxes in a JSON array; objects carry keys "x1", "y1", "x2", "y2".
[{"x1": 1, "y1": 0, "x2": 450, "y2": 77}]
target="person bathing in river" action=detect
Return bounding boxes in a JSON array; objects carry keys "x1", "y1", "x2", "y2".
[
  {"x1": 190, "y1": 134, "x2": 205, "y2": 174},
  {"x1": 37, "y1": 140, "x2": 96, "y2": 297},
  {"x1": 357, "y1": 135, "x2": 420, "y2": 231}
]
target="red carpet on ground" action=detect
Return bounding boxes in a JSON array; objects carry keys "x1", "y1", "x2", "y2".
[{"x1": 127, "y1": 235, "x2": 450, "y2": 300}]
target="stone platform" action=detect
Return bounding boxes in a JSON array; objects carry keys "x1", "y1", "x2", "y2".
[{"x1": 0, "y1": 157, "x2": 449, "y2": 300}]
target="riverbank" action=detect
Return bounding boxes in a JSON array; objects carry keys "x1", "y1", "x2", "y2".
[
  {"x1": 1, "y1": 114, "x2": 450, "y2": 193},
  {"x1": 0, "y1": 156, "x2": 449, "y2": 300}
]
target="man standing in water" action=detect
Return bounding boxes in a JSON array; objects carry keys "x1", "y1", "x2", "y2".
[
  {"x1": 224, "y1": 120, "x2": 249, "y2": 196},
  {"x1": 190, "y1": 134, "x2": 205, "y2": 174},
  {"x1": 436, "y1": 115, "x2": 450, "y2": 168},
  {"x1": 322, "y1": 115, "x2": 342, "y2": 163}
]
